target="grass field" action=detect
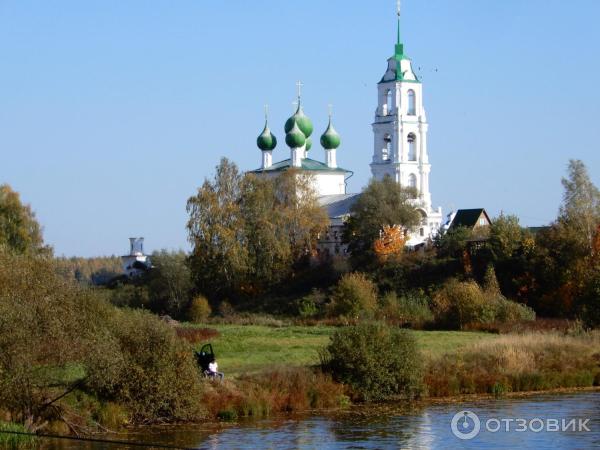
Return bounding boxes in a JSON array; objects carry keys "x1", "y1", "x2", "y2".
[{"x1": 191, "y1": 325, "x2": 497, "y2": 377}]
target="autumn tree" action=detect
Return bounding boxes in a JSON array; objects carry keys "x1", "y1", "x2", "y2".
[
  {"x1": 186, "y1": 159, "x2": 247, "y2": 299},
  {"x1": 559, "y1": 159, "x2": 600, "y2": 253},
  {"x1": 488, "y1": 214, "x2": 529, "y2": 260},
  {"x1": 345, "y1": 176, "x2": 420, "y2": 267},
  {"x1": 373, "y1": 224, "x2": 406, "y2": 261},
  {"x1": 0, "y1": 184, "x2": 50, "y2": 255},
  {"x1": 186, "y1": 159, "x2": 328, "y2": 300}
]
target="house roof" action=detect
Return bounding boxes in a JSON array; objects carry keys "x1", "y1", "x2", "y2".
[
  {"x1": 449, "y1": 208, "x2": 491, "y2": 230},
  {"x1": 251, "y1": 158, "x2": 350, "y2": 174},
  {"x1": 318, "y1": 193, "x2": 361, "y2": 219}
]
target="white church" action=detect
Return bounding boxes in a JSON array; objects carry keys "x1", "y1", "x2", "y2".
[{"x1": 252, "y1": 5, "x2": 443, "y2": 253}]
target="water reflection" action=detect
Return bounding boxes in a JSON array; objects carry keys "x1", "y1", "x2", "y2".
[{"x1": 45, "y1": 392, "x2": 599, "y2": 449}]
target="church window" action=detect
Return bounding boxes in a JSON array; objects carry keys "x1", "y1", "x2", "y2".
[
  {"x1": 408, "y1": 173, "x2": 417, "y2": 189},
  {"x1": 386, "y1": 89, "x2": 393, "y2": 115},
  {"x1": 407, "y1": 133, "x2": 417, "y2": 161},
  {"x1": 408, "y1": 90, "x2": 416, "y2": 115},
  {"x1": 420, "y1": 228, "x2": 424, "y2": 237},
  {"x1": 383, "y1": 134, "x2": 392, "y2": 161}
]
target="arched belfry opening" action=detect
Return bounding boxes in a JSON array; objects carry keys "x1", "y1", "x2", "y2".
[
  {"x1": 408, "y1": 89, "x2": 416, "y2": 115},
  {"x1": 407, "y1": 133, "x2": 417, "y2": 161}
]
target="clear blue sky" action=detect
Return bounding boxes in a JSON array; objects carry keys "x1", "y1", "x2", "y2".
[{"x1": 1, "y1": 0, "x2": 599, "y2": 257}]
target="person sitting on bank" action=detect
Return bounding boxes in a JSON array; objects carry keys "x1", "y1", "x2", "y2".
[{"x1": 208, "y1": 359, "x2": 224, "y2": 381}]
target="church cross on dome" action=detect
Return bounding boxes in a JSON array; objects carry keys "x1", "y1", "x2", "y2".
[{"x1": 296, "y1": 80, "x2": 304, "y2": 102}]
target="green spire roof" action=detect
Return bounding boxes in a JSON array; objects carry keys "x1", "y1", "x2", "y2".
[
  {"x1": 395, "y1": 9, "x2": 404, "y2": 59},
  {"x1": 256, "y1": 120, "x2": 277, "y2": 151},
  {"x1": 378, "y1": 5, "x2": 419, "y2": 84},
  {"x1": 285, "y1": 121, "x2": 306, "y2": 148},
  {"x1": 320, "y1": 116, "x2": 341, "y2": 150}
]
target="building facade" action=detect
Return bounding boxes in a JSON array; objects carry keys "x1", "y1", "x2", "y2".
[
  {"x1": 251, "y1": 7, "x2": 443, "y2": 250},
  {"x1": 251, "y1": 95, "x2": 351, "y2": 197},
  {"x1": 370, "y1": 12, "x2": 443, "y2": 246}
]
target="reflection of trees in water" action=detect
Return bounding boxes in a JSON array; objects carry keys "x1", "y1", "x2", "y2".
[
  {"x1": 327, "y1": 405, "x2": 429, "y2": 448},
  {"x1": 100, "y1": 393, "x2": 600, "y2": 450}
]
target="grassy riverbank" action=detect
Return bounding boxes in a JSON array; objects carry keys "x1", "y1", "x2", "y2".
[
  {"x1": 179, "y1": 324, "x2": 600, "y2": 421},
  {"x1": 188, "y1": 324, "x2": 497, "y2": 377}
]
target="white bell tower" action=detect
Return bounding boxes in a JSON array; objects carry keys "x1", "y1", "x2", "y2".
[{"x1": 370, "y1": 2, "x2": 443, "y2": 245}]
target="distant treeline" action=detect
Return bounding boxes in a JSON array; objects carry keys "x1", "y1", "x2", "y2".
[{"x1": 54, "y1": 256, "x2": 123, "y2": 285}]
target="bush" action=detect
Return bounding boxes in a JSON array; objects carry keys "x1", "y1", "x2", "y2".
[
  {"x1": 320, "y1": 323, "x2": 423, "y2": 401},
  {"x1": 327, "y1": 273, "x2": 378, "y2": 319},
  {"x1": 85, "y1": 309, "x2": 206, "y2": 423},
  {"x1": 432, "y1": 279, "x2": 535, "y2": 330},
  {"x1": 0, "y1": 250, "x2": 105, "y2": 423},
  {"x1": 377, "y1": 291, "x2": 434, "y2": 328},
  {"x1": 296, "y1": 289, "x2": 326, "y2": 318},
  {"x1": 188, "y1": 295, "x2": 212, "y2": 323},
  {"x1": 495, "y1": 297, "x2": 536, "y2": 323},
  {"x1": 109, "y1": 283, "x2": 150, "y2": 309}
]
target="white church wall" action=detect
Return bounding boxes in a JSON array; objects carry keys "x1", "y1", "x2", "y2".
[{"x1": 312, "y1": 172, "x2": 346, "y2": 196}]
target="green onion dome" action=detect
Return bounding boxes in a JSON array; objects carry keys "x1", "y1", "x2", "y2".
[
  {"x1": 256, "y1": 121, "x2": 277, "y2": 151},
  {"x1": 284, "y1": 104, "x2": 313, "y2": 138},
  {"x1": 285, "y1": 121, "x2": 306, "y2": 148},
  {"x1": 320, "y1": 118, "x2": 341, "y2": 150},
  {"x1": 305, "y1": 137, "x2": 312, "y2": 152}
]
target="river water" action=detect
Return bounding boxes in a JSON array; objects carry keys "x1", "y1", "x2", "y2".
[{"x1": 47, "y1": 391, "x2": 599, "y2": 449}]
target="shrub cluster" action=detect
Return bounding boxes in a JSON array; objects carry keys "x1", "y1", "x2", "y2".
[
  {"x1": 431, "y1": 279, "x2": 535, "y2": 330},
  {"x1": 188, "y1": 295, "x2": 212, "y2": 323},
  {"x1": 0, "y1": 249, "x2": 205, "y2": 427},
  {"x1": 326, "y1": 273, "x2": 378, "y2": 320},
  {"x1": 377, "y1": 291, "x2": 434, "y2": 328},
  {"x1": 84, "y1": 308, "x2": 206, "y2": 423},
  {"x1": 320, "y1": 323, "x2": 423, "y2": 401}
]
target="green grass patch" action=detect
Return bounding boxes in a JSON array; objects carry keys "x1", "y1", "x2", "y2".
[
  {"x1": 190, "y1": 324, "x2": 495, "y2": 377},
  {"x1": 0, "y1": 422, "x2": 38, "y2": 449}
]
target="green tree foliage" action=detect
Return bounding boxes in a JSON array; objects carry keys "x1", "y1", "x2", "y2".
[
  {"x1": 434, "y1": 225, "x2": 472, "y2": 258},
  {"x1": 145, "y1": 250, "x2": 193, "y2": 317},
  {"x1": 581, "y1": 263, "x2": 600, "y2": 327},
  {"x1": 0, "y1": 184, "x2": 50, "y2": 255},
  {"x1": 559, "y1": 159, "x2": 600, "y2": 253},
  {"x1": 187, "y1": 158, "x2": 329, "y2": 300},
  {"x1": 345, "y1": 176, "x2": 420, "y2": 266},
  {"x1": 525, "y1": 160, "x2": 600, "y2": 318},
  {"x1": 321, "y1": 323, "x2": 423, "y2": 401},
  {"x1": 0, "y1": 250, "x2": 94, "y2": 421},
  {"x1": 489, "y1": 214, "x2": 529, "y2": 260},
  {"x1": 0, "y1": 249, "x2": 204, "y2": 425},
  {"x1": 327, "y1": 272, "x2": 378, "y2": 319}
]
